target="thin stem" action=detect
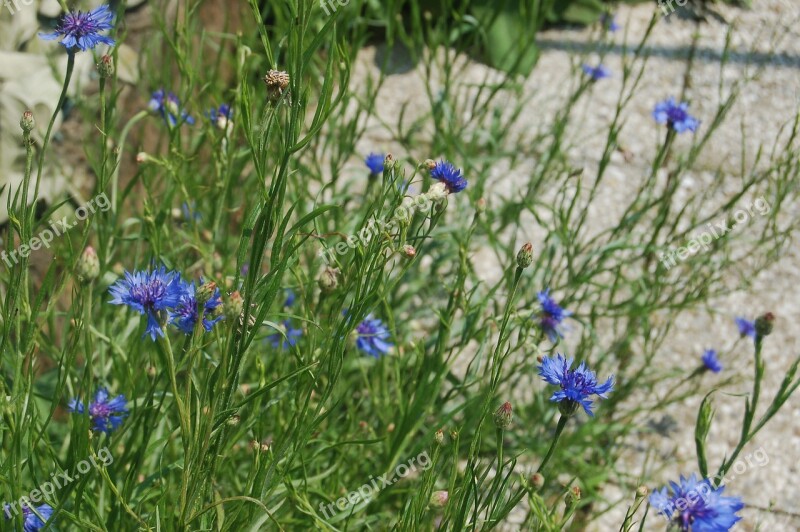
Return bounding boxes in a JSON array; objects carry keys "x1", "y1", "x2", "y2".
[{"x1": 537, "y1": 414, "x2": 569, "y2": 474}]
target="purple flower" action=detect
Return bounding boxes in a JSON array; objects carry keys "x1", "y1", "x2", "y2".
[
  {"x1": 108, "y1": 266, "x2": 184, "y2": 340},
  {"x1": 207, "y1": 104, "x2": 233, "y2": 131},
  {"x1": 365, "y1": 153, "x2": 385, "y2": 175},
  {"x1": 581, "y1": 64, "x2": 611, "y2": 81},
  {"x1": 68, "y1": 387, "x2": 128, "y2": 434},
  {"x1": 538, "y1": 354, "x2": 614, "y2": 416},
  {"x1": 650, "y1": 474, "x2": 743, "y2": 531},
  {"x1": 169, "y1": 281, "x2": 223, "y2": 334},
  {"x1": 653, "y1": 97, "x2": 700, "y2": 133},
  {"x1": 602, "y1": 13, "x2": 620, "y2": 32},
  {"x1": 267, "y1": 320, "x2": 303, "y2": 349},
  {"x1": 148, "y1": 89, "x2": 195, "y2": 127},
  {"x1": 283, "y1": 289, "x2": 296, "y2": 308},
  {"x1": 701, "y1": 349, "x2": 722, "y2": 373},
  {"x1": 356, "y1": 315, "x2": 393, "y2": 357},
  {"x1": 430, "y1": 160, "x2": 468, "y2": 193},
  {"x1": 735, "y1": 317, "x2": 755, "y2": 339},
  {"x1": 3, "y1": 503, "x2": 54, "y2": 531},
  {"x1": 536, "y1": 288, "x2": 571, "y2": 342},
  {"x1": 39, "y1": 4, "x2": 115, "y2": 52}
]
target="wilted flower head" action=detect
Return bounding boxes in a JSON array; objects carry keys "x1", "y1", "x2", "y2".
[
  {"x1": 365, "y1": 153, "x2": 385, "y2": 175},
  {"x1": 39, "y1": 4, "x2": 115, "y2": 52},
  {"x1": 734, "y1": 317, "x2": 755, "y2": 339},
  {"x1": 148, "y1": 89, "x2": 195, "y2": 127},
  {"x1": 108, "y1": 266, "x2": 184, "y2": 340},
  {"x1": 537, "y1": 354, "x2": 613, "y2": 416},
  {"x1": 169, "y1": 281, "x2": 223, "y2": 334},
  {"x1": 264, "y1": 69, "x2": 290, "y2": 101},
  {"x1": 653, "y1": 97, "x2": 699, "y2": 133},
  {"x1": 267, "y1": 320, "x2": 303, "y2": 349},
  {"x1": 701, "y1": 349, "x2": 722, "y2": 373},
  {"x1": 68, "y1": 387, "x2": 129, "y2": 434},
  {"x1": 581, "y1": 64, "x2": 611, "y2": 81},
  {"x1": 649, "y1": 474, "x2": 743, "y2": 531},
  {"x1": 356, "y1": 315, "x2": 393, "y2": 357},
  {"x1": 536, "y1": 288, "x2": 571, "y2": 342},
  {"x1": 430, "y1": 160, "x2": 467, "y2": 193}
]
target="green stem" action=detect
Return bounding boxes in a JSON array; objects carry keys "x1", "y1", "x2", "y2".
[{"x1": 537, "y1": 414, "x2": 569, "y2": 474}]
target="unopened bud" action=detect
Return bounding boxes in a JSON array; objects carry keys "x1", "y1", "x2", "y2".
[
  {"x1": 227, "y1": 414, "x2": 240, "y2": 426},
  {"x1": 385, "y1": 153, "x2": 394, "y2": 167},
  {"x1": 135, "y1": 152, "x2": 151, "y2": 164},
  {"x1": 754, "y1": 312, "x2": 775, "y2": 338},
  {"x1": 516, "y1": 242, "x2": 533, "y2": 269},
  {"x1": 493, "y1": 401, "x2": 513, "y2": 429},
  {"x1": 196, "y1": 281, "x2": 218, "y2": 306},
  {"x1": 318, "y1": 266, "x2": 340, "y2": 293},
  {"x1": 402, "y1": 244, "x2": 416, "y2": 258},
  {"x1": 635, "y1": 486, "x2": 648, "y2": 499},
  {"x1": 20, "y1": 110, "x2": 34, "y2": 133},
  {"x1": 423, "y1": 159, "x2": 436, "y2": 170},
  {"x1": 97, "y1": 55, "x2": 114, "y2": 78},
  {"x1": 429, "y1": 490, "x2": 448, "y2": 508},
  {"x1": 434, "y1": 429, "x2": 444, "y2": 445},
  {"x1": 530, "y1": 472, "x2": 545, "y2": 490},
  {"x1": 76, "y1": 246, "x2": 100, "y2": 282},
  {"x1": 225, "y1": 291, "x2": 244, "y2": 321},
  {"x1": 476, "y1": 198, "x2": 486, "y2": 214},
  {"x1": 565, "y1": 486, "x2": 581, "y2": 508}
]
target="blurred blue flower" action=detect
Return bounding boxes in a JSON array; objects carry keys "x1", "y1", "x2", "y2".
[
  {"x1": 169, "y1": 281, "x2": 223, "y2": 334},
  {"x1": 3, "y1": 503, "x2": 55, "y2": 531},
  {"x1": 650, "y1": 474, "x2": 743, "y2": 531},
  {"x1": 602, "y1": 13, "x2": 620, "y2": 32},
  {"x1": 582, "y1": 64, "x2": 611, "y2": 81},
  {"x1": 283, "y1": 289, "x2": 296, "y2": 308},
  {"x1": 267, "y1": 320, "x2": 303, "y2": 349},
  {"x1": 653, "y1": 97, "x2": 699, "y2": 133},
  {"x1": 365, "y1": 153, "x2": 385, "y2": 175},
  {"x1": 538, "y1": 354, "x2": 613, "y2": 416},
  {"x1": 68, "y1": 387, "x2": 128, "y2": 434},
  {"x1": 181, "y1": 201, "x2": 202, "y2": 225},
  {"x1": 39, "y1": 4, "x2": 115, "y2": 51},
  {"x1": 149, "y1": 89, "x2": 195, "y2": 127},
  {"x1": 430, "y1": 160, "x2": 467, "y2": 193},
  {"x1": 701, "y1": 349, "x2": 722, "y2": 373},
  {"x1": 735, "y1": 317, "x2": 755, "y2": 339},
  {"x1": 108, "y1": 266, "x2": 184, "y2": 340},
  {"x1": 536, "y1": 288, "x2": 571, "y2": 342},
  {"x1": 356, "y1": 315, "x2": 393, "y2": 357}
]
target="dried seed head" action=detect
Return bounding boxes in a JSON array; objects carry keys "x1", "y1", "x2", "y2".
[{"x1": 264, "y1": 69, "x2": 290, "y2": 102}]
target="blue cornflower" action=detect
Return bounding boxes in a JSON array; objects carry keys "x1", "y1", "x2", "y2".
[
  {"x1": 68, "y1": 387, "x2": 128, "y2": 434},
  {"x1": 207, "y1": 104, "x2": 233, "y2": 131},
  {"x1": 430, "y1": 160, "x2": 468, "y2": 193},
  {"x1": 701, "y1": 349, "x2": 722, "y2": 373},
  {"x1": 267, "y1": 320, "x2": 303, "y2": 349},
  {"x1": 283, "y1": 289, "x2": 296, "y2": 308},
  {"x1": 3, "y1": 503, "x2": 54, "y2": 531},
  {"x1": 148, "y1": 89, "x2": 195, "y2": 127},
  {"x1": 653, "y1": 97, "x2": 700, "y2": 133},
  {"x1": 735, "y1": 317, "x2": 755, "y2": 339},
  {"x1": 181, "y1": 201, "x2": 202, "y2": 225},
  {"x1": 536, "y1": 288, "x2": 572, "y2": 342},
  {"x1": 538, "y1": 354, "x2": 614, "y2": 416},
  {"x1": 650, "y1": 474, "x2": 743, "y2": 531},
  {"x1": 108, "y1": 266, "x2": 184, "y2": 340},
  {"x1": 356, "y1": 315, "x2": 393, "y2": 357},
  {"x1": 39, "y1": 4, "x2": 115, "y2": 52},
  {"x1": 365, "y1": 153, "x2": 385, "y2": 175},
  {"x1": 169, "y1": 281, "x2": 223, "y2": 334},
  {"x1": 582, "y1": 64, "x2": 611, "y2": 81},
  {"x1": 602, "y1": 13, "x2": 620, "y2": 32}
]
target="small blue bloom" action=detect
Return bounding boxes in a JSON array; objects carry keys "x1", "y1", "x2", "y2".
[
  {"x1": 356, "y1": 315, "x2": 393, "y2": 357},
  {"x1": 602, "y1": 13, "x2": 620, "y2": 32},
  {"x1": 267, "y1": 320, "x2": 303, "y2": 349},
  {"x1": 207, "y1": 104, "x2": 233, "y2": 130},
  {"x1": 169, "y1": 281, "x2": 223, "y2": 334},
  {"x1": 283, "y1": 289, "x2": 296, "y2": 308},
  {"x1": 538, "y1": 354, "x2": 614, "y2": 416},
  {"x1": 653, "y1": 97, "x2": 700, "y2": 133},
  {"x1": 108, "y1": 266, "x2": 184, "y2": 340},
  {"x1": 582, "y1": 64, "x2": 611, "y2": 81},
  {"x1": 148, "y1": 89, "x2": 195, "y2": 127},
  {"x1": 68, "y1": 387, "x2": 128, "y2": 434},
  {"x1": 181, "y1": 201, "x2": 202, "y2": 225},
  {"x1": 735, "y1": 317, "x2": 755, "y2": 339},
  {"x1": 701, "y1": 349, "x2": 722, "y2": 373},
  {"x1": 536, "y1": 288, "x2": 572, "y2": 342},
  {"x1": 4, "y1": 503, "x2": 55, "y2": 531},
  {"x1": 365, "y1": 153, "x2": 385, "y2": 175},
  {"x1": 650, "y1": 474, "x2": 743, "y2": 531},
  {"x1": 430, "y1": 160, "x2": 468, "y2": 193},
  {"x1": 39, "y1": 4, "x2": 115, "y2": 52}
]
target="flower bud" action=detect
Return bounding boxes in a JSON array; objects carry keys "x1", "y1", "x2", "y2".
[
  {"x1": 516, "y1": 242, "x2": 533, "y2": 270},
  {"x1": 226, "y1": 414, "x2": 240, "y2": 426},
  {"x1": 318, "y1": 266, "x2": 340, "y2": 294},
  {"x1": 225, "y1": 291, "x2": 244, "y2": 321},
  {"x1": 20, "y1": 110, "x2": 34, "y2": 133},
  {"x1": 434, "y1": 429, "x2": 444, "y2": 445},
  {"x1": 426, "y1": 182, "x2": 448, "y2": 203},
  {"x1": 429, "y1": 490, "x2": 449, "y2": 508},
  {"x1": 754, "y1": 312, "x2": 775, "y2": 338},
  {"x1": 136, "y1": 152, "x2": 151, "y2": 164},
  {"x1": 476, "y1": 197, "x2": 486, "y2": 214},
  {"x1": 423, "y1": 159, "x2": 436, "y2": 171},
  {"x1": 493, "y1": 401, "x2": 513, "y2": 429},
  {"x1": 402, "y1": 244, "x2": 416, "y2": 259},
  {"x1": 97, "y1": 55, "x2": 114, "y2": 78},
  {"x1": 76, "y1": 246, "x2": 100, "y2": 282},
  {"x1": 565, "y1": 486, "x2": 581, "y2": 509},
  {"x1": 635, "y1": 486, "x2": 648, "y2": 499},
  {"x1": 196, "y1": 281, "x2": 217, "y2": 306},
  {"x1": 530, "y1": 472, "x2": 545, "y2": 491}
]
